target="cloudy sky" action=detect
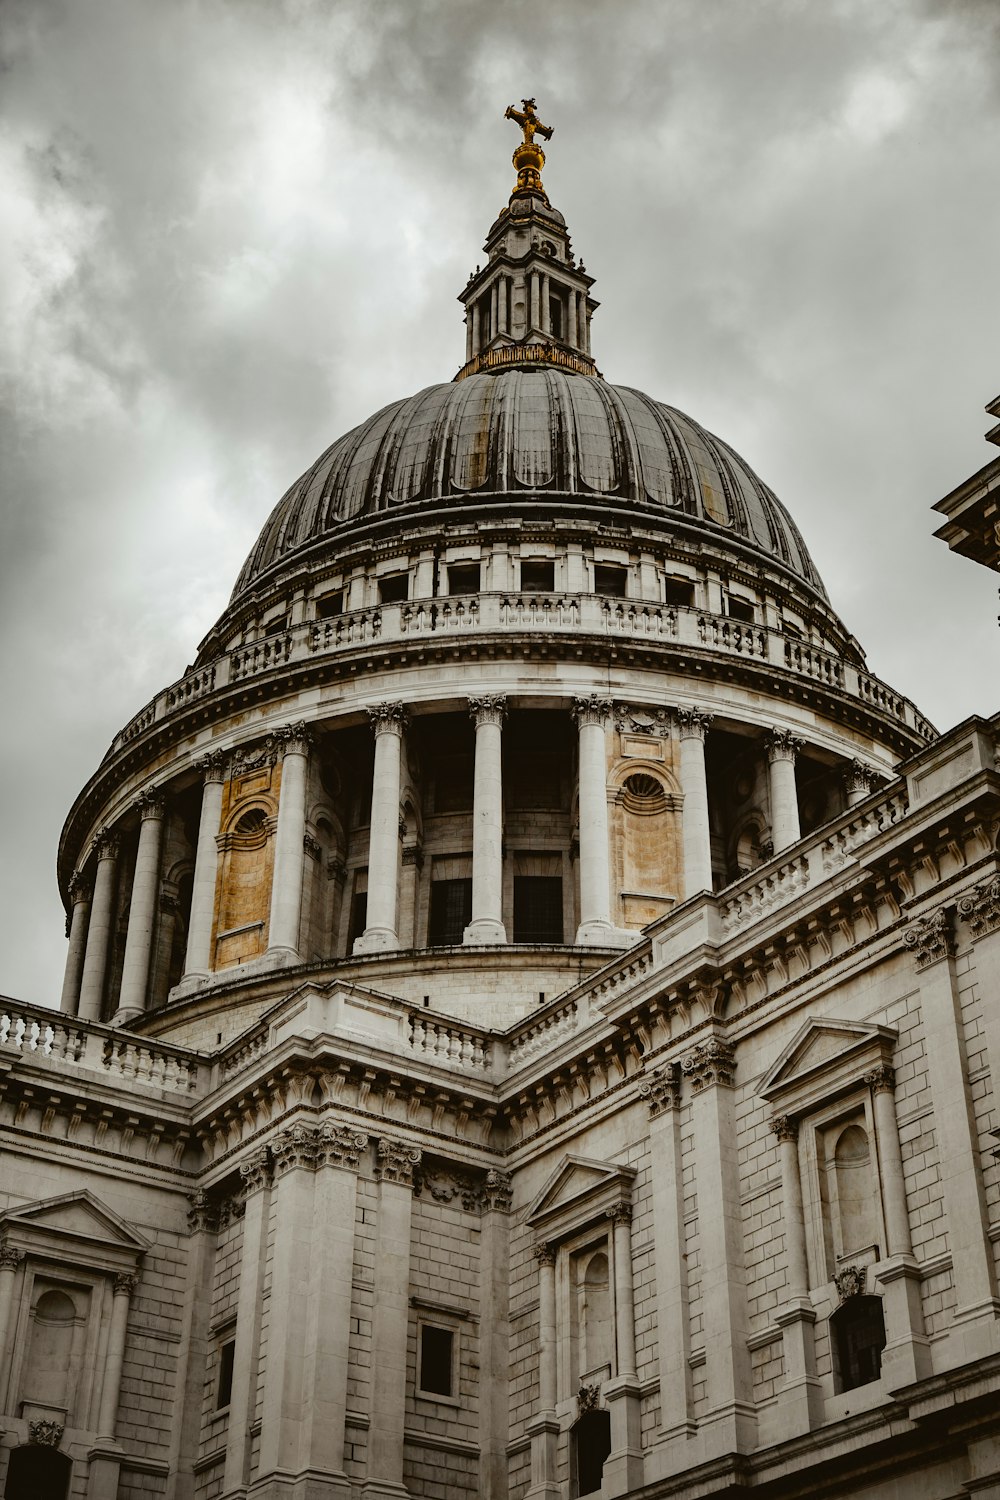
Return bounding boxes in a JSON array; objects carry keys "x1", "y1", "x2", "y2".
[{"x1": 2, "y1": 0, "x2": 998, "y2": 1007}]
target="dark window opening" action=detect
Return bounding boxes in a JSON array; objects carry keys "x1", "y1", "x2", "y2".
[
  {"x1": 573, "y1": 1410, "x2": 611, "y2": 1497},
  {"x1": 513, "y1": 876, "x2": 563, "y2": 944},
  {"x1": 448, "y1": 563, "x2": 481, "y2": 595},
  {"x1": 665, "y1": 576, "x2": 695, "y2": 608},
  {"x1": 831, "y1": 1296, "x2": 886, "y2": 1392},
  {"x1": 316, "y1": 591, "x2": 344, "y2": 619},
  {"x1": 428, "y1": 879, "x2": 472, "y2": 946},
  {"x1": 217, "y1": 1338, "x2": 236, "y2": 1409},
  {"x1": 549, "y1": 296, "x2": 563, "y2": 340},
  {"x1": 263, "y1": 616, "x2": 287, "y2": 637},
  {"x1": 379, "y1": 573, "x2": 409, "y2": 604},
  {"x1": 594, "y1": 563, "x2": 628, "y2": 598},
  {"x1": 521, "y1": 559, "x2": 555, "y2": 592},
  {"x1": 726, "y1": 595, "x2": 755, "y2": 623},
  {"x1": 783, "y1": 620, "x2": 803, "y2": 639},
  {"x1": 434, "y1": 753, "x2": 475, "y2": 813},
  {"x1": 4, "y1": 1446, "x2": 71, "y2": 1500},
  {"x1": 348, "y1": 891, "x2": 367, "y2": 949},
  {"x1": 419, "y1": 1324, "x2": 454, "y2": 1397}
]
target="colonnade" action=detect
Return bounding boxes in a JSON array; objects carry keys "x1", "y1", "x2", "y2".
[
  {"x1": 60, "y1": 700, "x2": 822, "y2": 1017},
  {"x1": 466, "y1": 272, "x2": 592, "y2": 359}
]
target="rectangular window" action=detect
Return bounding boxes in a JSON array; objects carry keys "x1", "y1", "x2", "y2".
[
  {"x1": 418, "y1": 1324, "x2": 455, "y2": 1398},
  {"x1": 513, "y1": 875, "x2": 564, "y2": 944},
  {"x1": 217, "y1": 1339, "x2": 236, "y2": 1410},
  {"x1": 726, "y1": 595, "x2": 755, "y2": 623},
  {"x1": 448, "y1": 562, "x2": 481, "y2": 595},
  {"x1": 664, "y1": 576, "x2": 695, "y2": 608},
  {"x1": 263, "y1": 615, "x2": 288, "y2": 637},
  {"x1": 594, "y1": 563, "x2": 628, "y2": 598},
  {"x1": 549, "y1": 296, "x2": 563, "y2": 340},
  {"x1": 348, "y1": 890, "x2": 368, "y2": 949},
  {"x1": 428, "y1": 879, "x2": 472, "y2": 946},
  {"x1": 379, "y1": 572, "x2": 409, "y2": 603},
  {"x1": 316, "y1": 591, "x2": 344, "y2": 619},
  {"x1": 520, "y1": 559, "x2": 555, "y2": 592}
]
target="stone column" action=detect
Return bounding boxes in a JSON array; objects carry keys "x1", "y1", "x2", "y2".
[
  {"x1": 465, "y1": 309, "x2": 473, "y2": 363},
  {"x1": 904, "y1": 908, "x2": 1000, "y2": 1357},
  {"x1": 182, "y1": 751, "x2": 226, "y2": 980},
  {"x1": 844, "y1": 758, "x2": 875, "y2": 809},
  {"x1": 569, "y1": 289, "x2": 579, "y2": 347},
  {"x1": 866, "y1": 1062, "x2": 932, "y2": 1388},
  {"x1": 540, "y1": 272, "x2": 550, "y2": 334},
  {"x1": 499, "y1": 277, "x2": 509, "y2": 336},
  {"x1": 223, "y1": 1147, "x2": 272, "y2": 1497},
  {"x1": 363, "y1": 1138, "x2": 421, "y2": 1500},
  {"x1": 530, "y1": 272, "x2": 540, "y2": 331},
  {"x1": 0, "y1": 1242, "x2": 25, "y2": 1402},
  {"x1": 573, "y1": 695, "x2": 615, "y2": 944},
  {"x1": 766, "y1": 729, "x2": 803, "y2": 851},
  {"x1": 464, "y1": 695, "x2": 507, "y2": 944},
  {"x1": 479, "y1": 1172, "x2": 512, "y2": 1500},
  {"x1": 680, "y1": 1039, "x2": 755, "y2": 1455},
  {"x1": 638, "y1": 1066, "x2": 693, "y2": 1443},
  {"x1": 354, "y1": 704, "x2": 407, "y2": 954},
  {"x1": 60, "y1": 873, "x2": 92, "y2": 1015},
  {"x1": 526, "y1": 1243, "x2": 559, "y2": 1500},
  {"x1": 604, "y1": 1204, "x2": 643, "y2": 1495},
  {"x1": 676, "y1": 709, "x2": 714, "y2": 898},
  {"x1": 78, "y1": 831, "x2": 119, "y2": 1023},
  {"x1": 267, "y1": 724, "x2": 312, "y2": 960},
  {"x1": 116, "y1": 791, "x2": 166, "y2": 1020},
  {"x1": 165, "y1": 1195, "x2": 219, "y2": 1500},
  {"x1": 770, "y1": 1116, "x2": 822, "y2": 1433},
  {"x1": 490, "y1": 281, "x2": 498, "y2": 341},
  {"x1": 472, "y1": 300, "x2": 481, "y2": 353},
  {"x1": 97, "y1": 1271, "x2": 138, "y2": 1441}
]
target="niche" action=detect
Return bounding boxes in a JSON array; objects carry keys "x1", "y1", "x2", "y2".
[
  {"x1": 820, "y1": 1119, "x2": 881, "y2": 1274},
  {"x1": 576, "y1": 1249, "x2": 612, "y2": 1380},
  {"x1": 20, "y1": 1285, "x2": 87, "y2": 1422},
  {"x1": 215, "y1": 805, "x2": 273, "y2": 968}
]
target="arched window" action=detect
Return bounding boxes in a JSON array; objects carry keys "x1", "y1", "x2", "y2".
[
  {"x1": 4, "y1": 1445, "x2": 71, "y2": 1500},
  {"x1": 572, "y1": 1409, "x2": 611, "y2": 1497},
  {"x1": 831, "y1": 1295, "x2": 886, "y2": 1392}
]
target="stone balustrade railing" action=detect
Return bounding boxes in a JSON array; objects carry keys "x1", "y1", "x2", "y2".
[
  {"x1": 107, "y1": 596, "x2": 935, "y2": 757},
  {"x1": 507, "y1": 997, "x2": 581, "y2": 1067},
  {"x1": 407, "y1": 1012, "x2": 494, "y2": 1071},
  {"x1": 0, "y1": 998, "x2": 206, "y2": 1093}
]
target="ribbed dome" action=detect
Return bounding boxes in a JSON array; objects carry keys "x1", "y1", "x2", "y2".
[{"x1": 233, "y1": 369, "x2": 827, "y2": 600}]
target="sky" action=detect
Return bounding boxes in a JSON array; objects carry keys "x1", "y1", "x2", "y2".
[{"x1": 1, "y1": 0, "x2": 998, "y2": 1007}]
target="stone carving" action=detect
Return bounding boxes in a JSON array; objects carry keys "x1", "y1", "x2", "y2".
[
  {"x1": 68, "y1": 872, "x2": 92, "y2": 905},
  {"x1": 93, "y1": 828, "x2": 120, "y2": 862},
  {"x1": 680, "y1": 1036, "x2": 736, "y2": 1091},
  {"x1": 482, "y1": 1169, "x2": 513, "y2": 1214},
  {"x1": 765, "y1": 728, "x2": 804, "y2": 762},
  {"x1": 367, "y1": 702, "x2": 409, "y2": 736},
  {"x1": 315, "y1": 1121, "x2": 368, "y2": 1171},
  {"x1": 606, "y1": 1202, "x2": 633, "y2": 1227},
  {"x1": 770, "y1": 1114, "x2": 798, "y2": 1143},
  {"x1": 864, "y1": 1063, "x2": 896, "y2": 1095},
  {"x1": 675, "y1": 707, "x2": 713, "y2": 740},
  {"x1": 468, "y1": 694, "x2": 508, "y2": 727},
  {"x1": 401, "y1": 843, "x2": 425, "y2": 869},
  {"x1": 114, "y1": 1271, "x2": 139, "y2": 1297},
  {"x1": 957, "y1": 876, "x2": 1000, "y2": 940},
  {"x1": 0, "y1": 1240, "x2": 25, "y2": 1271},
  {"x1": 271, "y1": 1122, "x2": 319, "y2": 1175},
  {"x1": 376, "y1": 1136, "x2": 422, "y2": 1186},
  {"x1": 414, "y1": 1164, "x2": 484, "y2": 1212},
  {"x1": 903, "y1": 907, "x2": 954, "y2": 969},
  {"x1": 534, "y1": 1241, "x2": 556, "y2": 1268},
  {"x1": 303, "y1": 832, "x2": 322, "y2": 861},
  {"x1": 638, "y1": 1063, "x2": 680, "y2": 1117},
  {"x1": 273, "y1": 721, "x2": 313, "y2": 755},
  {"x1": 28, "y1": 1419, "x2": 64, "y2": 1447},
  {"x1": 572, "y1": 694, "x2": 613, "y2": 727},
  {"x1": 197, "y1": 748, "x2": 228, "y2": 783},
  {"x1": 844, "y1": 759, "x2": 875, "y2": 799},
  {"x1": 834, "y1": 1264, "x2": 866, "y2": 1301},
  {"x1": 239, "y1": 1144, "x2": 272, "y2": 1195},
  {"x1": 135, "y1": 788, "x2": 166, "y2": 820},
  {"x1": 613, "y1": 703, "x2": 672, "y2": 737},
  {"x1": 187, "y1": 1189, "x2": 220, "y2": 1234},
  {"x1": 577, "y1": 1382, "x2": 601, "y2": 1414},
  {"x1": 217, "y1": 1195, "x2": 246, "y2": 1230},
  {"x1": 159, "y1": 890, "x2": 180, "y2": 915},
  {"x1": 229, "y1": 739, "x2": 279, "y2": 777},
  {"x1": 327, "y1": 854, "x2": 348, "y2": 883}
]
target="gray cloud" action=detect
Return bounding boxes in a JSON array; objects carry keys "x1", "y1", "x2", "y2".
[{"x1": 1, "y1": 0, "x2": 997, "y2": 1004}]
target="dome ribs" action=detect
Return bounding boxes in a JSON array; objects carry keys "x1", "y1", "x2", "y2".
[{"x1": 578, "y1": 377, "x2": 629, "y2": 495}]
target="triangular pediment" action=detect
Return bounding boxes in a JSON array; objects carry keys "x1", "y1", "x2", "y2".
[
  {"x1": 1, "y1": 1190, "x2": 151, "y2": 1254},
  {"x1": 758, "y1": 1017, "x2": 897, "y2": 1103},
  {"x1": 526, "y1": 1154, "x2": 636, "y2": 1236}
]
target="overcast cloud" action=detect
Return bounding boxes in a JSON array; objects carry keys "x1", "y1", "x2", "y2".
[{"x1": 1, "y1": 0, "x2": 998, "y2": 1006}]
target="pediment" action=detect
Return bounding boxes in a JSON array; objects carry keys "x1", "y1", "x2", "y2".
[
  {"x1": 758, "y1": 1017, "x2": 897, "y2": 1106},
  {"x1": 1, "y1": 1189, "x2": 151, "y2": 1259},
  {"x1": 526, "y1": 1154, "x2": 636, "y2": 1240}
]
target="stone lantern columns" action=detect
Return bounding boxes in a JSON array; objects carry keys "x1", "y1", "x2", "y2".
[
  {"x1": 60, "y1": 874, "x2": 92, "y2": 1015},
  {"x1": 267, "y1": 724, "x2": 313, "y2": 960},
  {"x1": 464, "y1": 695, "x2": 507, "y2": 945},
  {"x1": 182, "y1": 750, "x2": 227, "y2": 980},
  {"x1": 355, "y1": 704, "x2": 408, "y2": 954},
  {"x1": 766, "y1": 729, "x2": 803, "y2": 851},
  {"x1": 78, "y1": 831, "x2": 120, "y2": 1023},
  {"x1": 116, "y1": 791, "x2": 166, "y2": 1020},
  {"x1": 573, "y1": 695, "x2": 616, "y2": 944},
  {"x1": 676, "y1": 709, "x2": 714, "y2": 897}
]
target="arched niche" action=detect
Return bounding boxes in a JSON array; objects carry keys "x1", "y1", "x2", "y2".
[
  {"x1": 609, "y1": 760, "x2": 681, "y2": 929},
  {"x1": 214, "y1": 802, "x2": 275, "y2": 968}
]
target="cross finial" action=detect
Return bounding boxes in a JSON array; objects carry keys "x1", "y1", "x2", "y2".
[
  {"x1": 504, "y1": 98, "x2": 554, "y2": 146},
  {"x1": 504, "y1": 98, "x2": 553, "y2": 199}
]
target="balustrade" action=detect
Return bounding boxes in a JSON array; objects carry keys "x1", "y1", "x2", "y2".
[{"x1": 0, "y1": 999, "x2": 205, "y2": 1092}]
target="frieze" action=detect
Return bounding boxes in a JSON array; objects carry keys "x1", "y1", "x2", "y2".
[
  {"x1": 414, "y1": 1164, "x2": 484, "y2": 1212},
  {"x1": 680, "y1": 1037, "x2": 736, "y2": 1091},
  {"x1": 957, "y1": 875, "x2": 1000, "y2": 941},
  {"x1": 217, "y1": 1195, "x2": 246, "y2": 1231},
  {"x1": 903, "y1": 907, "x2": 954, "y2": 969},
  {"x1": 228, "y1": 739, "x2": 279, "y2": 778},
  {"x1": 273, "y1": 721, "x2": 314, "y2": 755},
  {"x1": 376, "y1": 1136, "x2": 422, "y2": 1186}
]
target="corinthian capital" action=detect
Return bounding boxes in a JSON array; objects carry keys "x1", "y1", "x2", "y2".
[
  {"x1": 197, "y1": 748, "x2": 228, "y2": 784},
  {"x1": 572, "y1": 694, "x2": 613, "y2": 728},
  {"x1": 864, "y1": 1063, "x2": 896, "y2": 1095},
  {"x1": 903, "y1": 907, "x2": 953, "y2": 969},
  {"x1": 135, "y1": 788, "x2": 166, "y2": 820},
  {"x1": 957, "y1": 876, "x2": 1000, "y2": 941},
  {"x1": 675, "y1": 707, "x2": 713, "y2": 741},
  {"x1": 367, "y1": 702, "x2": 409, "y2": 737},
  {"x1": 765, "y1": 728, "x2": 804, "y2": 763},
  {"x1": 844, "y1": 759, "x2": 875, "y2": 799},
  {"x1": 637, "y1": 1062, "x2": 681, "y2": 1117},
  {"x1": 468, "y1": 695, "x2": 508, "y2": 728},
  {"x1": 93, "y1": 828, "x2": 120, "y2": 862},
  {"x1": 113, "y1": 1271, "x2": 139, "y2": 1297},
  {"x1": 68, "y1": 872, "x2": 92, "y2": 905},
  {"x1": 680, "y1": 1036, "x2": 736, "y2": 1091},
  {"x1": 770, "y1": 1114, "x2": 798, "y2": 1143},
  {"x1": 273, "y1": 721, "x2": 313, "y2": 756},
  {"x1": 238, "y1": 1144, "x2": 272, "y2": 1196},
  {"x1": 375, "y1": 1136, "x2": 422, "y2": 1186},
  {"x1": 0, "y1": 1240, "x2": 25, "y2": 1271}
]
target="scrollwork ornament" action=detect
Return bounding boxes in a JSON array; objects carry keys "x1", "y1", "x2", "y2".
[
  {"x1": 271, "y1": 1122, "x2": 319, "y2": 1176},
  {"x1": 903, "y1": 906, "x2": 954, "y2": 969},
  {"x1": 314, "y1": 1121, "x2": 368, "y2": 1171},
  {"x1": 28, "y1": 1419, "x2": 64, "y2": 1447},
  {"x1": 957, "y1": 876, "x2": 1000, "y2": 941},
  {"x1": 613, "y1": 703, "x2": 672, "y2": 737},
  {"x1": 638, "y1": 1063, "x2": 680, "y2": 1117},
  {"x1": 834, "y1": 1264, "x2": 866, "y2": 1301},
  {"x1": 228, "y1": 739, "x2": 279, "y2": 778}
]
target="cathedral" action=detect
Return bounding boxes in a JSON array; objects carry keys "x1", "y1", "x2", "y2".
[{"x1": 2, "y1": 101, "x2": 999, "y2": 1500}]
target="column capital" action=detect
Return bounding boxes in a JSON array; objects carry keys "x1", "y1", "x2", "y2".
[
  {"x1": 468, "y1": 694, "x2": 508, "y2": 728},
  {"x1": 197, "y1": 748, "x2": 228, "y2": 783},
  {"x1": 273, "y1": 720, "x2": 313, "y2": 756},
  {"x1": 482, "y1": 1168, "x2": 513, "y2": 1214},
  {"x1": 93, "y1": 827, "x2": 120, "y2": 862},
  {"x1": 271, "y1": 1122, "x2": 319, "y2": 1176},
  {"x1": 135, "y1": 788, "x2": 166, "y2": 821},
  {"x1": 572, "y1": 693, "x2": 613, "y2": 728},
  {"x1": 676, "y1": 707, "x2": 714, "y2": 741},
  {"x1": 68, "y1": 872, "x2": 92, "y2": 905},
  {"x1": 186, "y1": 1190, "x2": 220, "y2": 1235},
  {"x1": 771, "y1": 1113, "x2": 798, "y2": 1142},
  {"x1": 534, "y1": 1240, "x2": 557, "y2": 1268},
  {"x1": 903, "y1": 906, "x2": 954, "y2": 969},
  {"x1": 367, "y1": 701, "x2": 409, "y2": 737},
  {"x1": 606, "y1": 1202, "x2": 633, "y2": 1226},
  {"x1": 113, "y1": 1271, "x2": 139, "y2": 1298},
  {"x1": 315, "y1": 1120, "x2": 368, "y2": 1171},
  {"x1": 0, "y1": 1240, "x2": 25, "y2": 1271},
  {"x1": 844, "y1": 758, "x2": 875, "y2": 799},
  {"x1": 375, "y1": 1135, "x2": 422, "y2": 1186},
  {"x1": 638, "y1": 1062, "x2": 681, "y2": 1117},
  {"x1": 864, "y1": 1062, "x2": 896, "y2": 1095},
  {"x1": 765, "y1": 727, "x2": 804, "y2": 763},
  {"x1": 239, "y1": 1144, "x2": 273, "y2": 1196},
  {"x1": 957, "y1": 875, "x2": 1000, "y2": 941},
  {"x1": 327, "y1": 854, "x2": 348, "y2": 884},
  {"x1": 303, "y1": 832, "x2": 322, "y2": 861},
  {"x1": 680, "y1": 1036, "x2": 736, "y2": 1091}
]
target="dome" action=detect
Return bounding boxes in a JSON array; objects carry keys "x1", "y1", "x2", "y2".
[{"x1": 232, "y1": 369, "x2": 828, "y2": 601}]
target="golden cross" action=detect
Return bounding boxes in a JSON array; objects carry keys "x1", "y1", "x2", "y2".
[{"x1": 504, "y1": 98, "x2": 553, "y2": 146}]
